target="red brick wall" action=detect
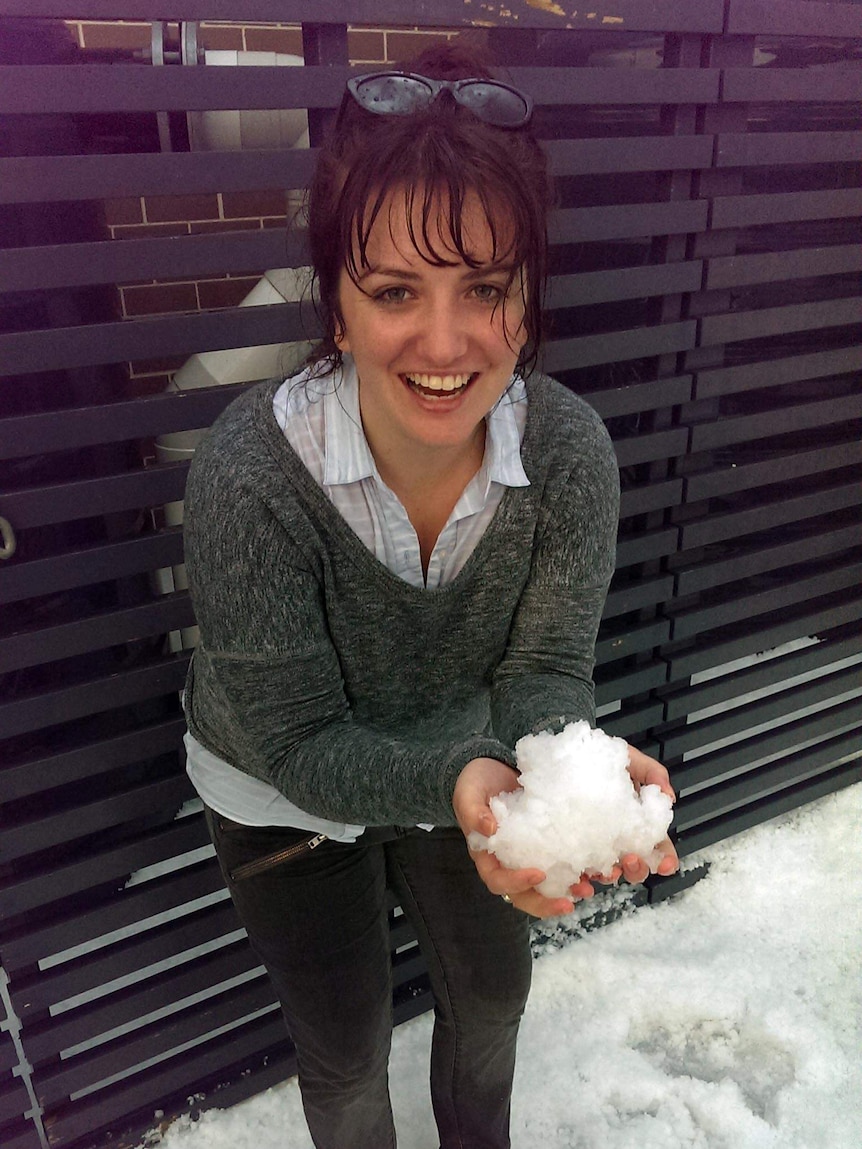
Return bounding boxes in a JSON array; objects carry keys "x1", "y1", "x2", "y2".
[{"x1": 65, "y1": 18, "x2": 462, "y2": 393}]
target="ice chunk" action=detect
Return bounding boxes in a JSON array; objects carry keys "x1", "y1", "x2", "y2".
[{"x1": 468, "y1": 721, "x2": 673, "y2": 897}]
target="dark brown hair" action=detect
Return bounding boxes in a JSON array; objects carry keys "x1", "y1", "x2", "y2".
[{"x1": 305, "y1": 43, "x2": 552, "y2": 376}]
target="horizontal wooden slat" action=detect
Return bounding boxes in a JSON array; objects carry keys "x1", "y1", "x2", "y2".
[
  {"x1": 0, "y1": 774, "x2": 194, "y2": 865},
  {"x1": 620, "y1": 482, "x2": 684, "y2": 523},
  {"x1": 32, "y1": 974, "x2": 275, "y2": 1104},
  {"x1": 544, "y1": 320, "x2": 697, "y2": 374},
  {"x1": 548, "y1": 263, "x2": 702, "y2": 308},
  {"x1": 688, "y1": 391, "x2": 862, "y2": 451},
  {"x1": 38, "y1": 1012, "x2": 290, "y2": 1149},
  {"x1": 0, "y1": 655, "x2": 188, "y2": 741},
  {"x1": 0, "y1": 464, "x2": 189, "y2": 530},
  {"x1": 722, "y1": 67, "x2": 862, "y2": 104},
  {"x1": 0, "y1": 816, "x2": 211, "y2": 921},
  {"x1": 676, "y1": 728, "x2": 860, "y2": 831},
  {"x1": 676, "y1": 759, "x2": 860, "y2": 862},
  {"x1": 0, "y1": 148, "x2": 315, "y2": 207},
  {"x1": 716, "y1": 130, "x2": 862, "y2": 168},
  {"x1": 700, "y1": 295, "x2": 860, "y2": 346},
  {"x1": 684, "y1": 442, "x2": 861, "y2": 502},
  {"x1": 0, "y1": 853, "x2": 223, "y2": 972},
  {"x1": 661, "y1": 630, "x2": 862, "y2": 720},
  {"x1": 0, "y1": 388, "x2": 249, "y2": 462},
  {"x1": 668, "y1": 564, "x2": 862, "y2": 641},
  {"x1": 0, "y1": 136, "x2": 716, "y2": 211},
  {"x1": 0, "y1": 530, "x2": 185, "y2": 604},
  {"x1": 0, "y1": 1076, "x2": 30, "y2": 1125},
  {"x1": 583, "y1": 375, "x2": 693, "y2": 418},
  {"x1": 0, "y1": 594, "x2": 195, "y2": 674},
  {"x1": 727, "y1": 0, "x2": 862, "y2": 37},
  {"x1": 1, "y1": 717, "x2": 186, "y2": 803},
  {"x1": 0, "y1": 230, "x2": 306, "y2": 294},
  {"x1": 616, "y1": 526, "x2": 679, "y2": 567},
  {"x1": 551, "y1": 200, "x2": 708, "y2": 244},
  {"x1": 0, "y1": 302, "x2": 310, "y2": 376},
  {"x1": 547, "y1": 135, "x2": 714, "y2": 176},
  {"x1": 694, "y1": 345, "x2": 862, "y2": 399},
  {"x1": 12, "y1": 900, "x2": 241, "y2": 1018},
  {"x1": 27, "y1": 943, "x2": 264, "y2": 1066},
  {"x1": 710, "y1": 188, "x2": 862, "y2": 230},
  {"x1": 0, "y1": 0, "x2": 726, "y2": 32},
  {"x1": 0, "y1": 1120, "x2": 43, "y2": 1149},
  {"x1": 679, "y1": 480, "x2": 860, "y2": 550},
  {"x1": 668, "y1": 689, "x2": 862, "y2": 777},
  {"x1": 705, "y1": 244, "x2": 862, "y2": 290},
  {"x1": 604, "y1": 574, "x2": 675, "y2": 619},
  {"x1": 602, "y1": 701, "x2": 665, "y2": 742},
  {"x1": 0, "y1": 64, "x2": 722, "y2": 117},
  {"x1": 662, "y1": 590, "x2": 860, "y2": 680},
  {"x1": 614, "y1": 427, "x2": 689, "y2": 467},
  {"x1": 674, "y1": 521, "x2": 861, "y2": 597},
  {"x1": 0, "y1": 63, "x2": 346, "y2": 115},
  {"x1": 596, "y1": 618, "x2": 670, "y2": 664},
  {"x1": 595, "y1": 661, "x2": 669, "y2": 706}
]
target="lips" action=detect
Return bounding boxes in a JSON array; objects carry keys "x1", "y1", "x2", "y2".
[{"x1": 402, "y1": 372, "x2": 477, "y2": 397}]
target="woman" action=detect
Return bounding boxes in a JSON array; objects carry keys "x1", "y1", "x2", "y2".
[{"x1": 182, "y1": 43, "x2": 678, "y2": 1149}]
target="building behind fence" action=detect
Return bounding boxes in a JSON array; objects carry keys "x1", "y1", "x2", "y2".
[{"x1": 0, "y1": 2, "x2": 860, "y2": 1147}]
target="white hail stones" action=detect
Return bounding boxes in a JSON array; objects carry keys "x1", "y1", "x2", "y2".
[{"x1": 468, "y1": 721, "x2": 674, "y2": 898}]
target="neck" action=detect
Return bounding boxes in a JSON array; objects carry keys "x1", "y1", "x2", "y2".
[{"x1": 366, "y1": 421, "x2": 486, "y2": 504}]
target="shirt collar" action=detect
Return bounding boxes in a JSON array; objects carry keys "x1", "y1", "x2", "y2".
[
  {"x1": 322, "y1": 357, "x2": 377, "y2": 486},
  {"x1": 322, "y1": 359, "x2": 530, "y2": 491},
  {"x1": 485, "y1": 378, "x2": 530, "y2": 490}
]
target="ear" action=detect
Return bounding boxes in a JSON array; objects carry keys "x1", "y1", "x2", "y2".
[{"x1": 334, "y1": 314, "x2": 350, "y2": 353}]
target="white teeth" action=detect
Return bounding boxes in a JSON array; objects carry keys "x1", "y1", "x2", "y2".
[{"x1": 406, "y1": 373, "x2": 472, "y2": 392}]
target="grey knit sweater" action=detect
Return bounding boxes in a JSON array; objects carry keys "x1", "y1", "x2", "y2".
[{"x1": 183, "y1": 372, "x2": 619, "y2": 828}]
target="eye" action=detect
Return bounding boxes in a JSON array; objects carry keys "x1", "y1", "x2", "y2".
[
  {"x1": 374, "y1": 285, "x2": 411, "y2": 304},
  {"x1": 471, "y1": 282, "x2": 505, "y2": 304}
]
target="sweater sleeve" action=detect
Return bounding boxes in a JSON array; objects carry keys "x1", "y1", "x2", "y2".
[
  {"x1": 183, "y1": 428, "x2": 514, "y2": 828},
  {"x1": 489, "y1": 401, "x2": 620, "y2": 744}
]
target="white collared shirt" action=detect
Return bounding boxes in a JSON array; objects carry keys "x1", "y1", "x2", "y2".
[
  {"x1": 185, "y1": 358, "x2": 529, "y2": 833},
  {"x1": 272, "y1": 356, "x2": 529, "y2": 588}
]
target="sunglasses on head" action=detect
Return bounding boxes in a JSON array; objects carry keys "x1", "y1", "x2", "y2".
[{"x1": 345, "y1": 71, "x2": 534, "y2": 129}]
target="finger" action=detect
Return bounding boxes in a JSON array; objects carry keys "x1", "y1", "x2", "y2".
[
  {"x1": 472, "y1": 852, "x2": 546, "y2": 897},
  {"x1": 585, "y1": 865, "x2": 622, "y2": 885},
  {"x1": 508, "y1": 889, "x2": 576, "y2": 919},
  {"x1": 569, "y1": 876, "x2": 596, "y2": 900},
  {"x1": 655, "y1": 836, "x2": 680, "y2": 875},
  {"x1": 621, "y1": 853, "x2": 649, "y2": 884},
  {"x1": 465, "y1": 809, "x2": 496, "y2": 842}
]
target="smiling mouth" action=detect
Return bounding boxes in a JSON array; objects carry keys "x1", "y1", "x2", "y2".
[{"x1": 402, "y1": 372, "x2": 477, "y2": 398}]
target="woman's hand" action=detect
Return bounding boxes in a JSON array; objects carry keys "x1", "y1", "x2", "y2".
[
  {"x1": 619, "y1": 743, "x2": 680, "y2": 884},
  {"x1": 453, "y1": 756, "x2": 589, "y2": 918}
]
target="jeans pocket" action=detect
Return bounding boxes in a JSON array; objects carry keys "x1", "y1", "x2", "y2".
[
  {"x1": 228, "y1": 831, "x2": 329, "y2": 882},
  {"x1": 209, "y1": 811, "x2": 329, "y2": 883}
]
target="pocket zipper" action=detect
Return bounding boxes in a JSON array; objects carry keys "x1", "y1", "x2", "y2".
[{"x1": 229, "y1": 832, "x2": 328, "y2": 882}]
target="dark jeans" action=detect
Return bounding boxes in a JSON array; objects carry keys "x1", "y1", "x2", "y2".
[{"x1": 205, "y1": 809, "x2": 533, "y2": 1149}]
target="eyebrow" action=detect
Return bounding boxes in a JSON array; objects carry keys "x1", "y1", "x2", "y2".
[
  {"x1": 357, "y1": 262, "x2": 516, "y2": 283},
  {"x1": 356, "y1": 266, "x2": 423, "y2": 282}
]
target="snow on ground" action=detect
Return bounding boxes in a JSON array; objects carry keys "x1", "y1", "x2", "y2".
[{"x1": 146, "y1": 783, "x2": 861, "y2": 1149}]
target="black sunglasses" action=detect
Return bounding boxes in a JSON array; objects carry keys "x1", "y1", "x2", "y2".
[{"x1": 346, "y1": 71, "x2": 534, "y2": 129}]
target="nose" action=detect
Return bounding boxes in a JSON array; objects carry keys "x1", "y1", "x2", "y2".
[{"x1": 413, "y1": 292, "x2": 470, "y2": 367}]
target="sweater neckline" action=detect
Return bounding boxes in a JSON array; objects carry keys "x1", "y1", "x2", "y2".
[{"x1": 250, "y1": 374, "x2": 551, "y2": 596}]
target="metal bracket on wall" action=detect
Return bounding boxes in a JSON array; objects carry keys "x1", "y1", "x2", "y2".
[
  {"x1": 0, "y1": 514, "x2": 16, "y2": 559},
  {"x1": 151, "y1": 21, "x2": 172, "y2": 154}
]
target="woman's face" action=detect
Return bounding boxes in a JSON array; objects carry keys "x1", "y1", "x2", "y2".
[{"x1": 335, "y1": 188, "x2": 527, "y2": 465}]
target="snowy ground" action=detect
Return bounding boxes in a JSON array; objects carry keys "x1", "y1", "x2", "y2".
[{"x1": 146, "y1": 782, "x2": 861, "y2": 1149}]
